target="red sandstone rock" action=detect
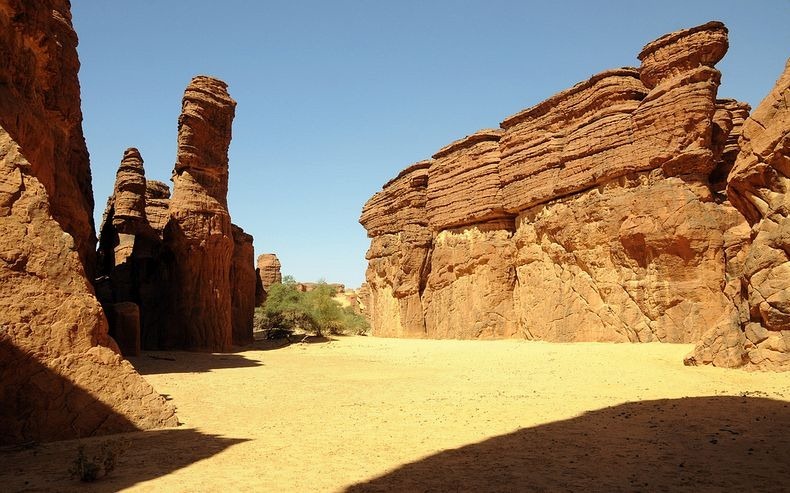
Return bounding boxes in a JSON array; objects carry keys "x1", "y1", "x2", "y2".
[
  {"x1": 231, "y1": 224, "x2": 255, "y2": 346},
  {"x1": 96, "y1": 149, "x2": 172, "y2": 350},
  {"x1": 428, "y1": 129, "x2": 508, "y2": 230},
  {"x1": 360, "y1": 160, "x2": 432, "y2": 236},
  {"x1": 0, "y1": 0, "x2": 177, "y2": 444},
  {"x1": 144, "y1": 180, "x2": 171, "y2": 236},
  {"x1": 256, "y1": 253, "x2": 283, "y2": 291},
  {"x1": 422, "y1": 220, "x2": 518, "y2": 339},
  {"x1": 688, "y1": 59, "x2": 790, "y2": 370},
  {"x1": 361, "y1": 162, "x2": 433, "y2": 337},
  {"x1": 0, "y1": 0, "x2": 97, "y2": 275},
  {"x1": 637, "y1": 21, "x2": 728, "y2": 90},
  {"x1": 164, "y1": 76, "x2": 237, "y2": 352},
  {"x1": 359, "y1": 21, "x2": 757, "y2": 352}
]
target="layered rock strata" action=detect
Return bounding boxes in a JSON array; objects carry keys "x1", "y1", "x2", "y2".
[
  {"x1": 0, "y1": 1, "x2": 176, "y2": 445},
  {"x1": 97, "y1": 78, "x2": 256, "y2": 352},
  {"x1": 163, "y1": 76, "x2": 237, "y2": 352},
  {"x1": 360, "y1": 21, "x2": 789, "y2": 369},
  {"x1": 361, "y1": 161, "x2": 432, "y2": 337},
  {"x1": 688, "y1": 60, "x2": 790, "y2": 370},
  {"x1": 256, "y1": 253, "x2": 283, "y2": 291}
]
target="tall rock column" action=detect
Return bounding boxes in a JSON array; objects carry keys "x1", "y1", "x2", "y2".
[
  {"x1": 231, "y1": 224, "x2": 255, "y2": 346},
  {"x1": 165, "y1": 76, "x2": 237, "y2": 352},
  {"x1": 0, "y1": 0, "x2": 97, "y2": 275},
  {"x1": 0, "y1": 0, "x2": 176, "y2": 445}
]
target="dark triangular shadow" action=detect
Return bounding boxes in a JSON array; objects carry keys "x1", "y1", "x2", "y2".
[{"x1": 345, "y1": 396, "x2": 790, "y2": 492}]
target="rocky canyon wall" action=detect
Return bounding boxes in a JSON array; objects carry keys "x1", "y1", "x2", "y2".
[
  {"x1": 360, "y1": 21, "x2": 789, "y2": 369},
  {"x1": 0, "y1": 0, "x2": 177, "y2": 445},
  {"x1": 687, "y1": 60, "x2": 790, "y2": 370}
]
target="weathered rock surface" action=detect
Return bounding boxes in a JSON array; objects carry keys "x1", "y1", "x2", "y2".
[
  {"x1": 0, "y1": 0, "x2": 176, "y2": 445},
  {"x1": 423, "y1": 220, "x2": 518, "y2": 338},
  {"x1": 256, "y1": 253, "x2": 283, "y2": 291},
  {"x1": 428, "y1": 130, "x2": 507, "y2": 230},
  {"x1": 98, "y1": 144, "x2": 256, "y2": 351},
  {"x1": 97, "y1": 149, "x2": 172, "y2": 350},
  {"x1": 164, "y1": 76, "x2": 237, "y2": 352},
  {"x1": 0, "y1": 0, "x2": 98, "y2": 275},
  {"x1": 688, "y1": 59, "x2": 790, "y2": 370},
  {"x1": 359, "y1": 21, "x2": 786, "y2": 369},
  {"x1": 515, "y1": 171, "x2": 742, "y2": 342},
  {"x1": 362, "y1": 162, "x2": 432, "y2": 337},
  {"x1": 231, "y1": 224, "x2": 255, "y2": 346},
  {"x1": 144, "y1": 180, "x2": 171, "y2": 236},
  {"x1": 360, "y1": 160, "x2": 431, "y2": 236}
]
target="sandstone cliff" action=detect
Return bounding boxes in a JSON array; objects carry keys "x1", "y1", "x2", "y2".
[
  {"x1": 0, "y1": 1, "x2": 177, "y2": 445},
  {"x1": 360, "y1": 21, "x2": 787, "y2": 369},
  {"x1": 231, "y1": 224, "x2": 255, "y2": 346},
  {"x1": 688, "y1": 59, "x2": 790, "y2": 370}
]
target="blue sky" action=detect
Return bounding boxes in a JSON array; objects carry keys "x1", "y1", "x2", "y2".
[{"x1": 71, "y1": 1, "x2": 789, "y2": 287}]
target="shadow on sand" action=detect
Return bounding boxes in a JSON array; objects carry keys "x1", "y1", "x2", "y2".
[
  {"x1": 345, "y1": 396, "x2": 790, "y2": 492},
  {"x1": 130, "y1": 335, "x2": 337, "y2": 374},
  {"x1": 129, "y1": 351, "x2": 264, "y2": 375},
  {"x1": 250, "y1": 334, "x2": 338, "y2": 351},
  {"x1": 0, "y1": 427, "x2": 247, "y2": 492}
]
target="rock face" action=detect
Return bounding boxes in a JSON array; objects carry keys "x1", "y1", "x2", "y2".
[
  {"x1": 688, "y1": 59, "x2": 790, "y2": 370},
  {"x1": 361, "y1": 161, "x2": 431, "y2": 337},
  {"x1": 0, "y1": 0, "x2": 177, "y2": 445},
  {"x1": 163, "y1": 76, "x2": 236, "y2": 352},
  {"x1": 231, "y1": 224, "x2": 255, "y2": 346},
  {"x1": 97, "y1": 79, "x2": 256, "y2": 352},
  {"x1": 257, "y1": 253, "x2": 283, "y2": 291},
  {"x1": 361, "y1": 21, "x2": 788, "y2": 369},
  {"x1": 0, "y1": 0, "x2": 97, "y2": 276}
]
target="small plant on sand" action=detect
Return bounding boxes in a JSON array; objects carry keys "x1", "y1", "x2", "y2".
[
  {"x1": 68, "y1": 439, "x2": 127, "y2": 482},
  {"x1": 255, "y1": 276, "x2": 369, "y2": 338}
]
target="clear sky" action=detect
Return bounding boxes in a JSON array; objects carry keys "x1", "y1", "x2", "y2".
[{"x1": 71, "y1": 1, "x2": 789, "y2": 288}]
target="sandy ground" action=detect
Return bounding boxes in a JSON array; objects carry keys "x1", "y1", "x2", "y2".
[{"x1": 2, "y1": 336, "x2": 789, "y2": 492}]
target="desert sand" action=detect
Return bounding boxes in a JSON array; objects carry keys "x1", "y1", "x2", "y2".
[{"x1": 1, "y1": 336, "x2": 788, "y2": 492}]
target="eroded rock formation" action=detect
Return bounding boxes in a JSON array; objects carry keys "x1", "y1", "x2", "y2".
[
  {"x1": 257, "y1": 253, "x2": 283, "y2": 292},
  {"x1": 231, "y1": 225, "x2": 255, "y2": 346},
  {"x1": 688, "y1": 60, "x2": 790, "y2": 370},
  {"x1": 361, "y1": 21, "x2": 788, "y2": 369},
  {"x1": 163, "y1": 76, "x2": 237, "y2": 352},
  {"x1": 97, "y1": 78, "x2": 256, "y2": 352},
  {"x1": 0, "y1": 0, "x2": 177, "y2": 445}
]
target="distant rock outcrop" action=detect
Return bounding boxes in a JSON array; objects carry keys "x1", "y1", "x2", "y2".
[
  {"x1": 97, "y1": 78, "x2": 256, "y2": 352},
  {"x1": 0, "y1": 0, "x2": 177, "y2": 445},
  {"x1": 360, "y1": 22, "x2": 788, "y2": 370},
  {"x1": 257, "y1": 253, "x2": 283, "y2": 292}
]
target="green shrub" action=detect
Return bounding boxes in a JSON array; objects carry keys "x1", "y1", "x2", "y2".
[{"x1": 255, "y1": 277, "x2": 369, "y2": 338}]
